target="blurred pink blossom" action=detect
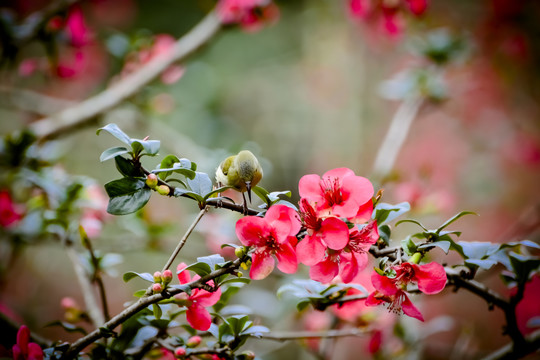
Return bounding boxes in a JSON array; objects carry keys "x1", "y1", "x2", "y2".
[{"x1": 0, "y1": 190, "x2": 22, "y2": 228}]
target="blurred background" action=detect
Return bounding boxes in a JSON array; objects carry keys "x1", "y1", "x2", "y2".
[{"x1": 0, "y1": 0, "x2": 539, "y2": 359}]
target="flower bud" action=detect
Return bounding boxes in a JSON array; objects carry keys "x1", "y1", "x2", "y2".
[
  {"x1": 146, "y1": 173, "x2": 159, "y2": 188},
  {"x1": 152, "y1": 283, "x2": 163, "y2": 294},
  {"x1": 174, "y1": 347, "x2": 186, "y2": 358},
  {"x1": 235, "y1": 246, "x2": 246, "y2": 258},
  {"x1": 153, "y1": 271, "x2": 162, "y2": 283},
  {"x1": 157, "y1": 185, "x2": 170, "y2": 196},
  {"x1": 162, "y1": 269, "x2": 173, "y2": 284},
  {"x1": 186, "y1": 335, "x2": 201, "y2": 348},
  {"x1": 239, "y1": 351, "x2": 255, "y2": 360}
]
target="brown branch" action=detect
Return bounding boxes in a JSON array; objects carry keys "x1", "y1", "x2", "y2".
[
  {"x1": 61, "y1": 257, "x2": 245, "y2": 359},
  {"x1": 481, "y1": 329, "x2": 540, "y2": 360},
  {"x1": 260, "y1": 327, "x2": 369, "y2": 341},
  {"x1": 29, "y1": 10, "x2": 222, "y2": 142}
]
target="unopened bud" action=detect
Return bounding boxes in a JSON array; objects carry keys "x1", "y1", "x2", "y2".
[
  {"x1": 235, "y1": 246, "x2": 246, "y2": 258},
  {"x1": 157, "y1": 185, "x2": 170, "y2": 196},
  {"x1": 236, "y1": 271, "x2": 243, "y2": 278},
  {"x1": 162, "y1": 269, "x2": 173, "y2": 284},
  {"x1": 186, "y1": 335, "x2": 201, "y2": 348},
  {"x1": 174, "y1": 347, "x2": 186, "y2": 358},
  {"x1": 146, "y1": 173, "x2": 158, "y2": 188},
  {"x1": 153, "y1": 271, "x2": 162, "y2": 282},
  {"x1": 152, "y1": 283, "x2": 163, "y2": 294},
  {"x1": 240, "y1": 351, "x2": 255, "y2": 360}
]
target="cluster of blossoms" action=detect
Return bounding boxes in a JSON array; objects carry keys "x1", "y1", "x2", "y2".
[
  {"x1": 0, "y1": 325, "x2": 43, "y2": 360},
  {"x1": 236, "y1": 167, "x2": 447, "y2": 322},
  {"x1": 349, "y1": 0, "x2": 428, "y2": 36}
]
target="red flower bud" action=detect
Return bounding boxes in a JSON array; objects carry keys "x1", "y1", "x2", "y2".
[
  {"x1": 162, "y1": 269, "x2": 173, "y2": 284},
  {"x1": 186, "y1": 335, "x2": 201, "y2": 348},
  {"x1": 153, "y1": 271, "x2": 162, "y2": 282},
  {"x1": 152, "y1": 283, "x2": 163, "y2": 293},
  {"x1": 157, "y1": 185, "x2": 170, "y2": 195},
  {"x1": 174, "y1": 346, "x2": 187, "y2": 358},
  {"x1": 146, "y1": 174, "x2": 158, "y2": 188}
]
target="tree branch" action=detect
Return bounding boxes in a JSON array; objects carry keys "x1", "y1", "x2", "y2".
[
  {"x1": 481, "y1": 329, "x2": 540, "y2": 360},
  {"x1": 61, "y1": 257, "x2": 245, "y2": 359},
  {"x1": 260, "y1": 327, "x2": 369, "y2": 341},
  {"x1": 30, "y1": 10, "x2": 222, "y2": 142}
]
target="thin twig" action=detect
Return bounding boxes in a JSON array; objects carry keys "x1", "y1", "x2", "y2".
[
  {"x1": 82, "y1": 235, "x2": 110, "y2": 321},
  {"x1": 161, "y1": 206, "x2": 208, "y2": 273},
  {"x1": 371, "y1": 95, "x2": 424, "y2": 181},
  {"x1": 260, "y1": 327, "x2": 369, "y2": 342},
  {"x1": 30, "y1": 10, "x2": 222, "y2": 141},
  {"x1": 64, "y1": 239, "x2": 105, "y2": 327}
]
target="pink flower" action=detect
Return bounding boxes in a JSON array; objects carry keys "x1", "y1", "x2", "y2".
[
  {"x1": 404, "y1": 0, "x2": 428, "y2": 16},
  {"x1": 308, "y1": 220, "x2": 379, "y2": 283},
  {"x1": 366, "y1": 262, "x2": 446, "y2": 321},
  {"x1": 0, "y1": 191, "x2": 22, "y2": 228},
  {"x1": 217, "y1": 0, "x2": 279, "y2": 32},
  {"x1": 65, "y1": 6, "x2": 91, "y2": 47},
  {"x1": 299, "y1": 168, "x2": 374, "y2": 219},
  {"x1": 175, "y1": 263, "x2": 222, "y2": 331},
  {"x1": 296, "y1": 199, "x2": 349, "y2": 266},
  {"x1": 12, "y1": 325, "x2": 43, "y2": 360},
  {"x1": 235, "y1": 204, "x2": 301, "y2": 280}
]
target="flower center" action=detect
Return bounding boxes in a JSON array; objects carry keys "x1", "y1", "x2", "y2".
[
  {"x1": 299, "y1": 198, "x2": 321, "y2": 231},
  {"x1": 320, "y1": 177, "x2": 343, "y2": 206}
]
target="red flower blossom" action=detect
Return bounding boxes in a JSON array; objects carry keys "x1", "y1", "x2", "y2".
[
  {"x1": 65, "y1": 5, "x2": 91, "y2": 47},
  {"x1": 175, "y1": 263, "x2": 222, "y2": 331},
  {"x1": 217, "y1": 0, "x2": 280, "y2": 32},
  {"x1": 299, "y1": 168, "x2": 374, "y2": 220},
  {"x1": 235, "y1": 204, "x2": 301, "y2": 280},
  {"x1": 366, "y1": 262, "x2": 446, "y2": 321},
  {"x1": 12, "y1": 325, "x2": 43, "y2": 360},
  {"x1": 296, "y1": 199, "x2": 349, "y2": 266},
  {"x1": 0, "y1": 191, "x2": 22, "y2": 228},
  {"x1": 308, "y1": 220, "x2": 379, "y2": 283}
]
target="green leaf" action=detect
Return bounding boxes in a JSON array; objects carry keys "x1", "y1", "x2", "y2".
[
  {"x1": 395, "y1": 219, "x2": 428, "y2": 231},
  {"x1": 97, "y1": 123, "x2": 132, "y2": 145},
  {"x1": 204, "y1": 186, "x2": 233, "y2": 201},
  {"x1": 105, "y1": 178, "x2": 151, "y2": 215},
  {"x1": 154, "y1": 157, "x2": 196, "y2": 181},
  {"x1": 100, "y1": 146, "x2": 129, "y2": 162},
  {"x1": 46, "y1": 321, "x2": 87, "y2": 335},
  {"x1": 152, "y1": 304, "x2": 162, "y2": 320},
  {"x1": 267, "y1": 190, "x2": 292, "y2": 202},
  {"x1": 187, "y1": 172, "x2": 213, "y2": 196},
  {"x1": 509, "y1": 252, "x2": 540, "y2": 284},
  {"x1": 252, "y1": 186, "x2": 271, "y2": 206},
  {"x1": 418, "y1": 240, "x2": 452, "y2": 254},
  {"x1": 183, "y1": 262, "x2": 212, "y2": 277},
  {"x1": 373, "y1": 202, "x2": 411, "y2": 224},
  {"x1": 219, "y1": 277, "x2": 251, "y2": 286},
  {"x1": 123, "y1": 271, "x2": 154, "y2": 283},
  {"x1": 436, "y1": 211, "x2": 477, "y2": 234},
  {"x1": 130, "y1": 139, "x2": 160, "y2": 156},
  {"x1": 198, "y1": 254, "x2": 226, "y2": 269},
  {"x1": 242, "y1": 325, "x2": 270, "y2": 337},
  {"x1": 401, "y1": 237, "x2": 417, "y2": 256},
  {"x1": 114, "y1": 156, "x2": 142, "y2": 177},
  {"x1": 133, "y1": 289, "x2": 147, "y2": 297},
  {"x1": 378, "y1": 224, "x2": 391, "y2": 246},
  {"x1": 169, "y1": 284, "x2": 192, "y2": 295}
]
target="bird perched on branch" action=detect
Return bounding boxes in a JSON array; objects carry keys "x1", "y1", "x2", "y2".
[{"x1": 215, "y1": 150, "x2": 263, "y2": 214}]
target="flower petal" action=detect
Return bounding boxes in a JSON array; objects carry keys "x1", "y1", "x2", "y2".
[
  {"x1": 413, "y1": 262, "x2": 447, "y2": 294},
  {"x1": 340, "y1": 252, "x2": 368, "y2": 283},
  {"x1": 236, "y1": 216, "x2": 271, "y2": 247},
  {"x1": 310, "y1": 258, "x2": 339, "y2": 283},
  {"x1": 365, "y1": 291, "x2": 384, "y2": 307},
  {"x1": 186, "y1": 303, "x2": 213, "y2": 331},
  {"x1": 250, "y1": 251, "x2": 275, "y2": 280},
  {"x1": 266, "y1": 204, "x2": 301, "y2": 239},
  {"x1": 297, "y1": 234, "x2": 326, "y2": 266},
  {"x1": 16, "y1": 325, "x2": 29, "y2": 354},
  {"x1": 320, "y1": 217, "x2": 349, "y2": 250},
  {"x1": 349, "y1": 199, "x2": 374, "y2": 224},
  {"x1": 27, "y1": 343, "x2": 43, "y2": 360},
  {"x1": 298, "y1": 174, "x2": 324, "y2": 202},
  {"x1": 177, "y1": 262, "x2": 191, "y2": 284},
  {"x1": 192, "y1": 286, "x2": 222, "y2": 307},
  {"x1": 371, "y1": 271, "x2": 399, "y2": 296},
  {"x1": 322, "y1": 167, "x2": 355, "y2": 179},
  {"x1": 401, "y1": 294, "x2": 424, "y2": 321},
  {"x1": 275, "y1": 240, "x2": 298, "y2": 274}
]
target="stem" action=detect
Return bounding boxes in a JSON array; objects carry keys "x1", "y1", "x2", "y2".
[
  {"x1": 371, "y1": 95, "x2": 424, "y2": 181},
  {"x1": 161, "y1": 206, "x2": 208, "y2": 273},
  {"x1": 30, "y1": 10, "x2": 222, "y2": 141},
  {"x1": 260, "y1": 328, "x2": 369, "y2": 342},
  {"x1": 62, "y1": 257, "x2": 245, "y2": 359},
  {"x1": 64, "y1": 239, "x2": 105, "y2": 327}
]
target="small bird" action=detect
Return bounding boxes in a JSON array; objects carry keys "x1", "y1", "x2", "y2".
[{"x1": 215, "y1": 150, "x2": 263, "y2": 213}]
